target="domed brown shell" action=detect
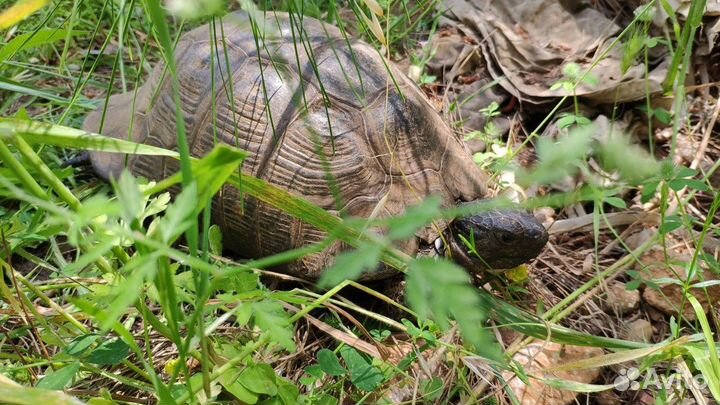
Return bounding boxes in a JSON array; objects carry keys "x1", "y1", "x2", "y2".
[{"x1": 84, "y1": 11, "x2": 487, "y2": 279}]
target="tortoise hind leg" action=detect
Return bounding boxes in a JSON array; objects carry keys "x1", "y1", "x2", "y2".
[{"x1": 82, "y1": 91, "x2": 149, "y2": 181}]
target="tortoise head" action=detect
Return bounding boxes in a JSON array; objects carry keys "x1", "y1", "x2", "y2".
[{"x1": 443, "y1": 209, "x2": 548, "y2": 271}]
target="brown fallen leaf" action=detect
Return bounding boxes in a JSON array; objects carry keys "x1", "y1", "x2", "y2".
[
  {"x1": 638, "y1": 249, "x2": 720, "y2": 321},
  {"x1": 623, "y1": 319, "x2": 655, "y2": 343},
  {"x1": 502, "y1": 342, "x2": 604, "y2": 405},
  {"x1": 601, "y1": 281, "x2": 640, "y2": 315}
]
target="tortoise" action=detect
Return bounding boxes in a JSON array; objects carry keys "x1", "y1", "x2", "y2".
[{"x1": 84, "y1": 10, "x2": 548, "y2": 280}]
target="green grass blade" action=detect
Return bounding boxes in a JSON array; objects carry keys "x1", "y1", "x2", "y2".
[
  {"x1": 0, "y1": 118, "x2": 179, "y2": 156},
  {"x1": 663, "y1": 0, "x2": 707, "y2": 91},
  {"x1": 0, "y1": 76, "x2": 94, "y2": 108},
  {"x1": 686, "y1": 345, "x2": 720, "y2": 401},
  {"x1": 548, "y1": 337, "x2": 695, "y2": 372},
  {"x1": 488, "y1": 296, "x2": 650, "y2": 350},
  {"x1": 143, "y1": 0, "x2": 198, "y2": 258},
  {"x1": 141, "y1": 0, "x2": 193, "y2": 187},
  {"x1": 0, "y1": 381, "x2": 84, "y2": 405},
  {"x1": 0, "y1": 28, "x2": 84, "y2": 63},
  {"x1": 687, "y1": 295, "x2": 720, "y2": 399}
]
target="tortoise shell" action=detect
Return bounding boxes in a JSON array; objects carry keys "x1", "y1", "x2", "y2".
[{"x1": 84, "y1": 11, "x2": 488, "y2": 279}]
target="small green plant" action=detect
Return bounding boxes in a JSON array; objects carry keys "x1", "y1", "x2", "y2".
[
  {"x1": 417, "y1": 72, "x2": 437, "y2": 85},
  {"x1": 641, "y1": 166, "x2": 710, "y2": 206},
  {"x1": 471, "y1": 142, "x2": 509, "y2": 171},
  {"x1": 408, "y1": 31, "x2": 441, "y2": 86},
  {"x1": 550, "y1": 63, "x2": 597, "y2": 128},
  {"x1": 636, "y1": 104, "x2": 672, "y2": 125},
  {"x1": 300, "y1": 346, "x2": 385, "y2": 401},
  {"x1": 465, "y1": 101, "x2": 511, "y2": 171},
  {"x1": 216, "y1": 361, "x2": 301, "y2": 404},
  {"x1": 464, "y1": 101, "x2": 502, "y2": 141},
  {"x1": 621, "y1": 4, "x2": 663, "y2": 74},
  {"x1": 402, "y1": 318, "x2": 440, "y2": 346}
]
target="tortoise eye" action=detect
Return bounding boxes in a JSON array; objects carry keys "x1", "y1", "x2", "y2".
[{"x1": 499, "y1": 232, "x2": 515, "y2": 244}]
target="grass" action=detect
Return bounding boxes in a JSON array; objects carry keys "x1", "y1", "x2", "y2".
[{"x1": 1, "y1": 0, "x2": 719, "y2": 404}]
